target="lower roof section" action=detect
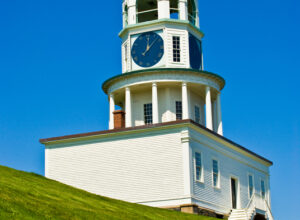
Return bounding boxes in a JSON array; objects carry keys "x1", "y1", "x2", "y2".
[{"x1": 40, "y1": 120, "x2": 273, "y2": 166}]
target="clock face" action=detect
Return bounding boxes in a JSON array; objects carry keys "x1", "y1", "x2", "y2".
[
  {"x1": 189, "y1": 34, "x2": 202, "y2": 70},
  {"x1": 131, "y1": 31, "x2": 164, "y2": 68}
]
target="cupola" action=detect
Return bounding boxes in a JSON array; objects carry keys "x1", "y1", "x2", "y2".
[{"x1": 122, "y1": 0, "x2": 199, "y2": 27}]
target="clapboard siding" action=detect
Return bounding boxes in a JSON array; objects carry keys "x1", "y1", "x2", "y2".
[
  {"x1": 46, "y1": 129, "x2": 184, "y2": 203},
  {"x1": 189, "y1": 128, "x2": 270, "y2": 213}
]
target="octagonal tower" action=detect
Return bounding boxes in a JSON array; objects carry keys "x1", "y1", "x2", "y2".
[{"x1": 103, "y1": 0, "x2": 225, "y2": 136}]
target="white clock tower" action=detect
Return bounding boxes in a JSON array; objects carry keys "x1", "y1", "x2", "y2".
[
  {"x1": 41, "y1": 1, "x2": 273, "y2": 219},
  {"x1": 104, "y1": 0, "x2": 225, "y2": 135}
]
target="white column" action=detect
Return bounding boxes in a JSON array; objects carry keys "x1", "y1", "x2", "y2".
[
  {"x1": 216, "y1": 93, "x2": 223, "y2": 135},
  {"x1": 152, "y1": 82, "x2": 159, "y2": 124},
  {"x1": 109, "y1": 94, "x2": 115, "y2": 130},
  {"x1": 205, "y1": 86, "x2": 213, "y2": 130},
  {"x1": 125, "y1": 87, "x2": 132, "y2": 127},
  {"x1": 212, "y1": 100, "x2": 218, "y2": 132},
  {"x1": 181, "y1": 129, "x2": 193, "y2": 197},
  {"x1": 158, "y1": 0, "x2": 170, "y2": 19},
  {"x1": 182, "y1": 82, "x2": 189, "y2": 120},
  {"x1": 127, "y1": 0, "x2": 136, "y2": 25},
  {"x1": 179, "y1": 0, "x2": 188, "y2": 20}
]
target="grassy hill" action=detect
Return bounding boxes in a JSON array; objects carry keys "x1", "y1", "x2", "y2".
[{"x1": 0, "y1": 165, "x2": 218, "y2": 220}]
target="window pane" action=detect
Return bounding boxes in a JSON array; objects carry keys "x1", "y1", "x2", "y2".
[
  {"x1": 144, "y1": 103, "x2": 153, "y2": 124},
  {"x1": 172, "y1": 36, "x2": 181, "y2": 62},
  {"x1": 249, "y1": 175, "x2": 254, "y2": 197},
  {"x1": 213, "y1": 173, "x2": 218, "y2": 187},
  {"x1": 195, "y1": 152, "x2": 202, "y2": 181},
  {"x1": 261, "y1": 180, "x2": 265, "y2": 198},
  {"x1": 195, "y1": 106, "x2": 200, "y2": 123},
  {"x1": 176, "y1": 101, "x2": 182, "y2": 120},
  {"x1": 213, "y1": 160, "x2": 218, "y2": 173},
  {"x1": 212, "y1": 160, "x2": 219, "y2": 187}
]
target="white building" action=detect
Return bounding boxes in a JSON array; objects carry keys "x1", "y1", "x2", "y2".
[{"x1": 40, "y1": 1, "x2": 274, "y2": 219}]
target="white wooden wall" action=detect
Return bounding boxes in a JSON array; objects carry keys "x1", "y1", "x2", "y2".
[
  {"x1": 45, "y1": 130, "x2": 185, "y2": 203},
  {"x1": 45, "y1": 125, "x2": 271, "y2": 214},
  {"x1": 189, "y1": 129, "x2": 270, "y2": 213}
]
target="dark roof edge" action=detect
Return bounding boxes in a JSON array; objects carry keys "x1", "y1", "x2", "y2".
[{"x1": 40, "y1": 119, "x2": 273, "y2": 166}]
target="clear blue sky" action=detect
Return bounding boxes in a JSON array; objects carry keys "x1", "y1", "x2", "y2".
[{"x1": 0, "y1": 0, "x2": 299, "y2": 218}]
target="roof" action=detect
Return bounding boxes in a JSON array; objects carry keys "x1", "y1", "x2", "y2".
[
  {"x1": 40, "y1": 119, "x2": 273, "y2": 166},
  {"x1": 102, "y1": 68, "x2": 226, "y2": 94}
]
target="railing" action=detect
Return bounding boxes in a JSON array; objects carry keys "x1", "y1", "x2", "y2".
[
  {"x1": 265, "y1": 200, "x2": 274, "y2": 220},
  {"x1": 245, "y1": 193, "x2": 255, "y2": 220},
  {"x1": 248, "y1": 193, "x2": 274, "y2": 220}
]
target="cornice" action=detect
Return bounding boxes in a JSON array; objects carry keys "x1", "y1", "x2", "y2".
[
  {"x1": 40, "y1": 119, "x2": 273, "y2": 167},
  {"x1": 119, "y1": 19, "x2": 204, "y2": 39},
  {"x1": 102, "y1": 68, "x2": 225, "y2": 94}
]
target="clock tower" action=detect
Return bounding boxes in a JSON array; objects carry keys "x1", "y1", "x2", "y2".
[{"x1": 103, "y1": 0, "x2": 225, "y2": 134}]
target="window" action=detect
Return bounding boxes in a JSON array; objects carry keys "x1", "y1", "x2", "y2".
[
  {"x1": 172, "y1": 36, "x2": 181, "y2": 62},
  {"x1": 188, "y1": 0, "x2": 196, "y2": 25},
  {"x1": 170, "y1": 0, "x2": 179, "y2": 19},
  {"x1": 144, "y1": 103, "x2": 153, "y2": 124},
  {"x1": 137, "y1": 0, "x2": 158, "y2": 23},
  {"x1": 212, "y1": 160, "x2": 219, "y2": 187},
  {"x1": 123, "y1": 4, "x2": 128, "y2": 26},
  {"x1": 175, "y1": 101, "x2": 182, "y2": 120},
  {"x1": 195, "y1": 152, "x2": 202, "y2": 182},
  {"x1": 261, "y1": 180, "x2": 266, "y2": 199},
  {"x1": 195, "y1": 106, "x2": 200, "y2": 124},
  {"x1": 248, "y1": 175, "x2": 254, "y2": 198}
]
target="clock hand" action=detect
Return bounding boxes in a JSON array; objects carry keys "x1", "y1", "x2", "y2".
[
  {"x1": 142, "y1": 36, "x2": 150, "y2": 56},
  {"x1": 148, "y1": 37, "x2": 159, "y2": 50},
  {"x1": 142, "y1": 37, "x2": 159, "y2": 56}
]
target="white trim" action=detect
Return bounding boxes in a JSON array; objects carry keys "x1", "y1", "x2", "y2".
[
  {"x1": 229, "y1": 175, "x2": 241, "y2": 209},
  {"x1": 108, "y1": 72, "x2": 221, "y2": 94},
  {"x1": 212, "y1": 158, "x2": 220, "y2": 189},
  {"x1": 194, "y1": 150, "x2": 204, "y2": 183},
  {"x1": 247, "y1": 173, "x2": 255, "y2": 199},
  {"x1": 181, "y1": 129, "x2": 192, "y2": 197}
]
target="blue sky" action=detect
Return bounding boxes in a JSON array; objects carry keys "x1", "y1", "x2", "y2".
[{"x1": 0, "y1": 0, "x2": 299, "y2": 219}]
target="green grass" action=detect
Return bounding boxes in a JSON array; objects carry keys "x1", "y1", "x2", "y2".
[{"x1": 0, "y1": 165, "x2": 218, "y2": 220}]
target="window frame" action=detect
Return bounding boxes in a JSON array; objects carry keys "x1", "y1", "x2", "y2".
[
  {"x1": 172, "y1": 36, "x2": 181, "y2": 63},
  {"x1": 212, "y1": 159, "x2": 220, "y2": 188},
  {"x1": 144, "y1": 103, "x2": 153, "y2": 125},
  {"x1": 194, "y1": 105, "x2": 200, "y2": 124},
  {"x1": 194, "y1": 151, "x2": 204, "y2": 183},
  {"x1": 260, "y1": 179, "x2": 266, "y2": 199},
  {"x1": 175, "y1": 101, "x2": 182, "y2": 120},
  {"x1": 248, "y1": 174, "x2": 255, "y2": 199}
]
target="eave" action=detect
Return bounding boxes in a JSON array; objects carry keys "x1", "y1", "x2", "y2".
[
  {"x1": 101, "y1": 68, "x2": 226, "y2": 94},
  {"x1": 119, "y1": 19, "x2": 205, "y2": 39},
  {"x1": 40, "y1": 119, "x2": 273, "y2": 167}
]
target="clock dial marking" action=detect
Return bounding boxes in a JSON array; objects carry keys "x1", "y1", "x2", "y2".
[{"x1": 131, "y1": 31, "x2": 164, "y2": 67}]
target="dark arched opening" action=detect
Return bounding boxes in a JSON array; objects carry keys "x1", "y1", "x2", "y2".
[
  {"x1": 188, "y1": 0, "x2": 196, "y2": 25},
  {"x1": 254, "y1": 214, "x2": 267, "y2": 220},
  {"x1": 137, "y1": 0, "x2": 158, "y2": 23},
  {"x1": 170, "y1": 0, "x2": 179, "y2": 20}
]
